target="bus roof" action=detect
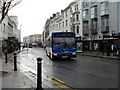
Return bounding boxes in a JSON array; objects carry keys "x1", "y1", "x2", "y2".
[
  {"x1": 52, "y1": 32, "x2": 76, "y2": 37},
  {"x1": 52, "y1": 32, "x2": 75, "y2": 34}
]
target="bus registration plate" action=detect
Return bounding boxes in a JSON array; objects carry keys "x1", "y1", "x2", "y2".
[{"x1": 62, "y1": 56, "x2": 68, "y2": 58}]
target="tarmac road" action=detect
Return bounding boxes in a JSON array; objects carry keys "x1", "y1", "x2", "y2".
[{"x1": 17, "y1": 47, "x2": 119, "y2": 88}]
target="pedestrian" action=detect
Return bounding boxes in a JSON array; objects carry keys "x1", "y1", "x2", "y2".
[
  {"x1": 23, "y1": 45, "x2": 25, "y2": 50},
  {"x1": 11, "y1": 44, "x2": 14, "y2": 52},
  {"x1": 3, "y1": 44, "x2": 8, "y2": 54},
  {"x1": 111, "y1": 44, "x2": 114, "y2": 56}
]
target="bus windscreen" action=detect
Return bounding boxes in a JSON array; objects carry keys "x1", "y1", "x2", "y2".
[{"x1": 53, "y1": 37, "x2": 76, "y2": 49}]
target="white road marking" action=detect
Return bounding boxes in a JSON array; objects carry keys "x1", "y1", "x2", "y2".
[
  {"x1": 19, "y1": 63, "x2": 37, "y2": 75},
  {"x1": 43, "y1": 69, "x2": 47, "y2": 73}
]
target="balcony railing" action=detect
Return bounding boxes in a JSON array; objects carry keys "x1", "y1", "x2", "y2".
[
  {"x1": 83, "y1": 15, "x2": 89, "y2": 21},
  {"x1": 90, "y1": 28, "x2": 98, "y2": 34},
  {"x1": 91, "y1": 13, "x2": 97, "y2": 19},
  {"x1": 100, "y1": 9, "x2": 109, "y2": 16},
  {"x1": 72, "y1": 21, "x2": 80, "y2": 25},
  {"x1": 83, "y1": 29, "x2": 89, "y2": 35},
  {"x1": 101, "y1": 26, "x2": 109, "y2": 33}
]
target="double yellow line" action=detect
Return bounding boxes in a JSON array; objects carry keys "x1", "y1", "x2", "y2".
[{"x1": 44, "y1": 76, "x2": 74, "y2": 89}]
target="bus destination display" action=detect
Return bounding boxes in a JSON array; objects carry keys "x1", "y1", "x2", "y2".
[{"x1": 54, "y1": 33, "x2": 74, "y2": 37}]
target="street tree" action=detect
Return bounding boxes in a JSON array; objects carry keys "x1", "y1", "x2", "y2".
[{"x1": 0, "y1": 0, "x2": 21, "y2": 23}]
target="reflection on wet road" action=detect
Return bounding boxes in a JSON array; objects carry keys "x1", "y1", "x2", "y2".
[{"x1": 17, "y1": 47, "x2": 119, "y2": 88}]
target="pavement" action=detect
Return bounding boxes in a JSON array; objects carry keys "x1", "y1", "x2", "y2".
[
  {"x1": 0, "y1": 49, "x2": 119, "y2": 89},
  {"x1": 0, "y1": 50, "x2": 49, "y2": 90},
  {"x1": 80, "y1": 51, "x2": 120, "y2": 60}
]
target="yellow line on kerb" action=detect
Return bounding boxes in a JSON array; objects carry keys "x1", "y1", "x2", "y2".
[
  {"x1": 52, "y1": 76, "x2": 64, "y2": 83},
  {"x1": 51, "y1": 79, "x2": 70, "y2": 88},
  {"x1": 44, "y1": 76, "x2": 73, "y2": 89}
]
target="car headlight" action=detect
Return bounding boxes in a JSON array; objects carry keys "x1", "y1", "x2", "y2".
[{"x1": 72, "y1": 53, "x2": 76, "y2": 55}]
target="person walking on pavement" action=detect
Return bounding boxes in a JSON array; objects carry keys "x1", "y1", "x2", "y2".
[
  {"x1": 3, "y1": 44, "x2": 9, "y2": 53},
  {"x1": 111, "y1": 44, "x2": 114, "y2": 56}
]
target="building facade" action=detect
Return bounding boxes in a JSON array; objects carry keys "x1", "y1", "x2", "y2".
[
  {"x1": 0, "y1": 1, "x2": 3, "y2": 57},
  {"x1": 43, "y1": 0, "x2": 83, "y2": 42},
  {"x1": 0, "y1": 2, "x2": 21, "y2": 56},
  {"x1": 9, "y1": 16, "x2": 21, "y2": 42},
  {"x1": 42, "y1": 0, "x2": 120, "y2": 53},
  {"x1": 23, "y1": 36, "x2": 30, "y2": 45},
  {"x1": 118, "y1": 1, "x2": 120, "y2": 59},
  {"x1": 70, "y1": 0, "x2": 82, "y2": 37},
  {"x1": 82, "y1": 0, "x2": 119, "y2": 52},
  {"x1": 23, "y1": 34, "x2": 42, "y2": 47}
]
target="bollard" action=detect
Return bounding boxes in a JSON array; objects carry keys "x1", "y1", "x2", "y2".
[
  {"x1": 5, "y1": 52, "x2": 7, "y2": 63},
  {"x1": 36, "y1": 57, "x2": 43, "y2": 90},
  {"x1": 14, "y1": 52, "x2": 17, "y2": 71}
]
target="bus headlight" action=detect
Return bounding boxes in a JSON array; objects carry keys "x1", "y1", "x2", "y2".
[
  {"x1": 72, "y1": 53, "x2": 76, "y2": 55},
  {"x1": 53, "y1": 53, "x2": 57, "y2": 56}
]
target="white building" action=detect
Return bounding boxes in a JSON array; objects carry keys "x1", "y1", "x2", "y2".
[
  {"x1": 61, "y1": 6, "x2": 71, "y2": 32},
  {"x1": 42, "y1": 0, "x2": 120, "y2": 53},
  {"x1": 0, "y1": 13, "x2": 9, "y2": 58},
  {"x1": 0, "y1": 15, "x2": 21, "y2": 41},
  {"x1": 0, "y1": 1, "x2": 20, "y2": 41},
  {"x1": 43, "y1": 0, "x2": 82, "y2": 42},
  {"x1": 23, "y1": 34, "x2": 42, "y2": 46},
  {"x1": 69, "y1": 0, "x2": 82, "y2": 37},
  {"x1": 9, "y1": 16, "x2": 21, "y2": 42},
  {"x1": 23, "y1": 36, "x2": 30, "y2": 44},
  {"x1": 55, "y1": 12, "x2": 62, "y2": 32},
  {"x1": 0, "y1": 1, "x2": 21, "y2": 58},
  {"x1": 30, "y1": 34, "x2": 42, "y2": 43}
]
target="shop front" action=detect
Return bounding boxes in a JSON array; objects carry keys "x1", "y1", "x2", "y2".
[{"x1": 76, "y1": 37, "x2": 83, "y2": 53}]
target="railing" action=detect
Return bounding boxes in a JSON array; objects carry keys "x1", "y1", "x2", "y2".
[
  {"x1": 101, "y1": 26, "x2": 109, "y2": 33},
  {"x1": 90, "y1": 28, "x2": 98, "y2": 34},
  {"x1": 83, "y1": 29, "x2": 89, "y2": 35}
]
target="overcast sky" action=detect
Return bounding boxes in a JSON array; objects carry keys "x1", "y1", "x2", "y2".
[{"x1": 8, "y1": 0, "x2": 73, "y2": 41}]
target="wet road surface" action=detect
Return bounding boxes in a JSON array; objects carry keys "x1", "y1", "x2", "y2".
[{"x1": 17, "y1": 47, "x2": 119, "y2": 88}]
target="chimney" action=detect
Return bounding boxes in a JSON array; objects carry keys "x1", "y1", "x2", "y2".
[{"x1": 53, "y1": 14, "x2": 56, "y2": 17}]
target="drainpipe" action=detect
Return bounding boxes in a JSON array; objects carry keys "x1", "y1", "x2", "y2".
[
  {"x1": 117, "y1": 1, "x2": 120, "y2": 33},
  {"x1": 118, "y1": 1, "x2": 120, "y2": 59}
]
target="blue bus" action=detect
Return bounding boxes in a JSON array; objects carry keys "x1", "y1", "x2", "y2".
[{"x1": 45, "y1": 32, "x2": 77, "y2": 59}]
